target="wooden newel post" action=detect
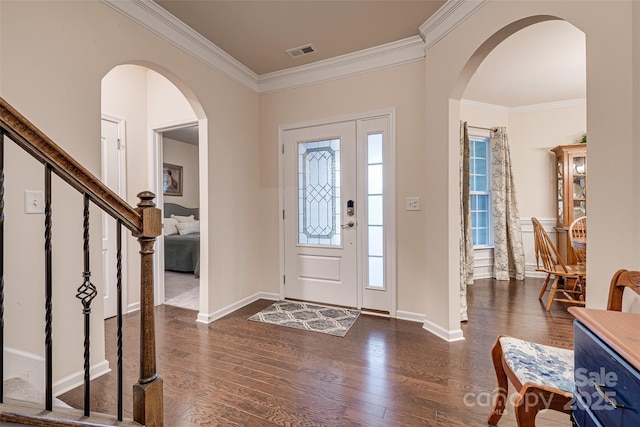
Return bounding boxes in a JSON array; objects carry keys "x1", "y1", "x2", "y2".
[{"x1": 133, "y1": 191, "x2": 163, "y2": 426}]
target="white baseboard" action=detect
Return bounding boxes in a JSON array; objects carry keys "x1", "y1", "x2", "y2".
[
  {"x1": 127, "y1": 302, "x2": 140, "y2": 313},
  {"x1": 4, "y1": 348, "x2": 45, "y2": 389},
  {"x1": 422, "y1": 319, "x2": 465, "y2": 342},
  {"x1": 197, "y1": 291, "x2": 280, "y2": 324},
  {"x1": 395, "y1": 310, "x2": 425, "y2": 323},
  {"x1": 4, "y1": 347, "x2": 110, "y2": 397},
  {"x1": 53, "y1": 360, "x2": 111, "y2": 396}
]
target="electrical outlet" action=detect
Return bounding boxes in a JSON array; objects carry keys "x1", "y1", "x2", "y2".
[
  {"x1": 405, "y1": 197, "x2": 420, "y2": 211},
  {"x1": 24, "y1": 190, "x2": 45, "y2": 214}
]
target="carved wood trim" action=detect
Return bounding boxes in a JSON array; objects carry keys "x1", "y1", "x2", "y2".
[{"x1": 0, "y1": 97, "x2": 142, "y2": 233}]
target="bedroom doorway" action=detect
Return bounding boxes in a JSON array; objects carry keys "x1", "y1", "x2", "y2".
[{"x1": 158, "y1": 124, "x2": 201, "y2": 312}]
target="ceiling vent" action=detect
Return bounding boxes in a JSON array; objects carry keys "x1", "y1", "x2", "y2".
[{"x1": 286, "y1": 43, "x2": 317, "y2": 58}]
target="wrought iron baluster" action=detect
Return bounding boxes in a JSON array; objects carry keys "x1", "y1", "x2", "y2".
[
  {"x1": 117, "y1": 219, "x2": 123, "y2": 421},
  {"x1": 0, "y1": 130, "x2": 4, "y2": 403},
  {"x1": 44, "y1": 164, "x2": 53, "y2": 411},
  {"x1": 76, "y1": 195, "x2": 97, "y2": 416}
]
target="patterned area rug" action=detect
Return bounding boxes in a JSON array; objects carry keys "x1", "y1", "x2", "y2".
[{"x1": 248, "y1": 301, "x2": 360, "y2": 337}]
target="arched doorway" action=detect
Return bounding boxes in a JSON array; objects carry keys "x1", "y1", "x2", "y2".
[
  {"x1": 458, "y1": 20, "x2": 586, "y2": 317},
  {"x1": 101, "y1": 64, "x2": 208, "y2": 318}
]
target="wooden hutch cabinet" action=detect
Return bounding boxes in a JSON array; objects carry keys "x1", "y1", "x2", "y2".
[{"x1": 552, "y1": 144, "x2": 587, "y2": 265}]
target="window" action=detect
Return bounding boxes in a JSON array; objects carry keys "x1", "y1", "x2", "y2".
[
  {"x1": 469, "y1": 135, "x2": 492, "y2": 247},
  {"x1": 367, "y1": 132, "x2": 384, "y2": 288}
]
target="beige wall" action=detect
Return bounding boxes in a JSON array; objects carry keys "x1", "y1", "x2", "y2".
[
  {"x1": 0, "y1": 1, "x2": 637, "y2": 385},
  {"x1": 509, "y1": 102, "x2": 586, "y2": 220},
  {"x1": 259, "y1": 61, "x2": 428, "y2": 315},
  {"x1": 0, "y1": 0, "x2": 260, "y2": 386},
  {"x1": 426, "y1": 1, "x2": 639, "y2": 334}
]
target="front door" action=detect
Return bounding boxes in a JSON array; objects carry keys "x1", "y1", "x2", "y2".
[{"x1": 283, "y1": 122, "x2": 358, "y2": 307}]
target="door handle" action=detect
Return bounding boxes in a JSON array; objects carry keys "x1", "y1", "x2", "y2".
[{"x1": 341, "y1": 221, "x2": 355, "y2": 229}]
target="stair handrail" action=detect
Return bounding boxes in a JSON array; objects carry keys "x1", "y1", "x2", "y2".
[
  {"x1": 0, "y1": 97, "x2": 142, "y2": 234},
  {"x1": 0, "y1": 96, "x2": 163, "y2": 426}
]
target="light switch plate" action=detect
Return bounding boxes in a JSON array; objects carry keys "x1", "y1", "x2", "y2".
[
  {"x1": 24, "y1": 190, "x2": 45, "y2": 214},
  {"x1": 405, "y1": 197, "x2": 420, "y2": 211}
]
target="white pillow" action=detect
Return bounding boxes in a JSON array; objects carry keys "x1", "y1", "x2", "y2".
[
  {"x1": 176, "y1": 220, "x2": 200, "y2": 235},
  {"x1": 163, "y1": 217, "x2": 179, "y2": 236},
  {"x1": 171, "y1": 214, "x2": 196, "y2": 223}
]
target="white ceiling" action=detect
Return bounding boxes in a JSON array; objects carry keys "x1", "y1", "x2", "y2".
[
  {"x1": 463, "y1": 20, "x2": 586, "y2": 107},
  {"x1": 163, "y1": 125, "x2": 199, "y2": 145},
  {"x1": 151, "y1": 1, "x2": 586, "y2": 108}
]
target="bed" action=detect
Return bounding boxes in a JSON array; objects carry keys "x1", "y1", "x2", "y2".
[{"x1": 163, "y1": 203, "x2": 200, "y2": 277}]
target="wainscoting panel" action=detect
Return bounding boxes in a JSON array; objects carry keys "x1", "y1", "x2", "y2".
[{"x1": 473, "y1": 217, "x2": 555, "y2": 280}]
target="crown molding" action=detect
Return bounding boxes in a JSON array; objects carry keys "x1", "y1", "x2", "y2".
[
  {"x1": 419, "y1": 0, "x2": 489, "y2": 50},
  {"x1": 102, "y1": 0, "x2": 485, "y2": 95},
  {"x1": 510, "y1": 98, "x2": 586, "y2": 113},
  {"x1": 461, "y1": 98, "x2": 587, "y2": 113},
  {"x1": 101, "y1": 0, "x2": 259, "y2": 92},
  {"x1": 460, "y1": 99, "x2": 510, "y2": 113},
  {"x1": 257, "y1": 36, "x2": 426, "y2": 94}
]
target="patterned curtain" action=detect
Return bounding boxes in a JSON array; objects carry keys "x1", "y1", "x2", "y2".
[
  {"x1": 459, "y1": 122, "x2": 474, "y2": 322},
  {"x1": 491, "y1": 127, "x2": 525, "y2": 281}
]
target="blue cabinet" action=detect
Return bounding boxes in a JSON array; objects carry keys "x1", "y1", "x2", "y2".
[{"x1": 571, "y1": 310, "x2": 640, "y2": 427}]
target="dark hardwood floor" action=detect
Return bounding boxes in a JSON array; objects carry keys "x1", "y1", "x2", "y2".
[{"x1": 59, "y1": 278, "x2": 575, "y2": 426}]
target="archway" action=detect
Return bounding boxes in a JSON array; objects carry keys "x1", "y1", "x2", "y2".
[
  {"x1": 420, "y1": 7, "x2": 617, "y2": 341},
  {"x1": 457, "y1": 19, "x2": 586, "y2": 317},
  {"x1": 101, "y1": 63, "x2": 208, "y2": 319}
]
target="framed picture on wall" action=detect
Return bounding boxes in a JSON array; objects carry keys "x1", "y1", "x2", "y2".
[{"x1": 163, "y1": 163, "x2": 183, "y2": 196}]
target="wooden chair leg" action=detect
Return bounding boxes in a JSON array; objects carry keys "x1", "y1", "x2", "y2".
[
  {"x1": 577, "y1": 276, "x2": 586, "y2": 302},
  {"x1": 538, "y1": 274, "x2": 551, "y2": 300},
  {"x1": 514, "y1": 384, "x2": 572, "y2": 427},
  {"x1": 488, "y1": 337, "x2": 509, "y2": 426},
  {"x1": 514, "y1": 387, "x2": 545, "y2": 427},
  {"x1": 546, "y1": 276, "x2": 561, "y2": 311}
]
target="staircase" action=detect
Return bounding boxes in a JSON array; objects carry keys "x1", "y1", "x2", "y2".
[{"x1": 0, "y1": 98, "x2": 163, "y2": 426}]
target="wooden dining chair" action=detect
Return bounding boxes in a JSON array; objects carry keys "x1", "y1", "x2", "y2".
[
  {"x1": 488, "y1": 269, "x2": 640, "y2": 427},
  {"x1": 569, "y1": 216, "x2": 587, "y2": 265},
  {"x1": 531, "y1": 217, "x2": 586, "y2": 311}
]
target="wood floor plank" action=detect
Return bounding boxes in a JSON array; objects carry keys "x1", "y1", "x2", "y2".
[{"x1": 59, "y1": 278, "x2": 574, "y2": 426}]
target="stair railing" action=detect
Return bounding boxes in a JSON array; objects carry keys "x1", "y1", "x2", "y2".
[{"x1": 0, "y1": 97, "x2": 163, "y2": 426}]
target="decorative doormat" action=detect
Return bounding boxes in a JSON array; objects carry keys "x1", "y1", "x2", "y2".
[{"x1": 248, "y1": 300, "x2": 360, "y2": 337}]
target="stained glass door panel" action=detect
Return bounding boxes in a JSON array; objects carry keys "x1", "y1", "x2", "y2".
[{"x1": 298, "y1": 139, "x2": 341, "y2": 246}]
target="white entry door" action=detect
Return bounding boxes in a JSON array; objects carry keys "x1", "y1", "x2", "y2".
[
  {"x1": 101, "y1": 117, "x2": 126, "y2": 319},
  {"x1": 283, "y1": 122, "x2": 358, "y2": 307}
]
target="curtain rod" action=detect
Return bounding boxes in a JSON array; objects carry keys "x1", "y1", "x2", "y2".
[{"x1": 468, "y1": 125, "x2": 498, "y2": 132}]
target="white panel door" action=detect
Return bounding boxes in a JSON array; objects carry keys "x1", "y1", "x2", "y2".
[
  {"x1": 284, "y1": 122, "x2": 357, "y2": 307},
  {"x1": 101, "y1": 118, "x2": 126, "y2": 319}
]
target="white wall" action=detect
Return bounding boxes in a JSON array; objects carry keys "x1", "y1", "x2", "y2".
[{"x1": 163, "y1": 137, "x2": 200, "y2": 208}]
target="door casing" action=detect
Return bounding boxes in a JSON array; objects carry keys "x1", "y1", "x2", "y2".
[{"x1": 101, "y1": 114, "x2": 128, "y2": 319}]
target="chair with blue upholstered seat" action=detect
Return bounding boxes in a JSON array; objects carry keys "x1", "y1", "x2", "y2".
[{"x1": 488, "y1": 269, "x2": 640, "y2": 427}]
